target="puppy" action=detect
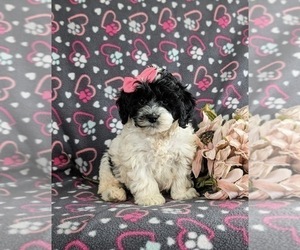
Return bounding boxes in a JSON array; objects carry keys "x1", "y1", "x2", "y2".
[{"x1": 98, "y1": 66, "x2": 199, "y2": 206}]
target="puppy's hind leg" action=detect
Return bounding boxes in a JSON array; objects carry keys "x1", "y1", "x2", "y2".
[{"x1": 98, "y1": 153, "x2": 126, "y2": 202}]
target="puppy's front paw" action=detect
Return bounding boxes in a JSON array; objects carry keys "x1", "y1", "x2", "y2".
[
  {"x1": 100, "y1": 187, "x2": 127, "y2": 202},
  {"x1": 135, "y1": 194, "x2": 165, "y2": 206},
  {"x1": 171, "y1": 188, "x2": 199, "y2": 201}
]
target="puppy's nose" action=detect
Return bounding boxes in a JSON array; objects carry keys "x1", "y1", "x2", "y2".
[{"x1": 146, "y1": 114, "x2": 159, "y2": 123}]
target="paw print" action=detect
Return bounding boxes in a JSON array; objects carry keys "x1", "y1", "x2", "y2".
[
  {"x1": 52, "y1": 52, "x2": 60, "y2": 66},
  {"x1": 0, "y1": 52, "x2": 13, "y2": 66},
  {"x1": 104, "y1": 86, "x2": 118, "y2": 100},
  {"x1": 222, "y1": 43, "x2": 234, "y2": 55},
  {"x1": 110, "y1": 51, "x2": 123, "y2": 65},
  {"x1": 190, "y1": 46, "x2": 203, "y2": 60},
  {"x1": 50, "y1": 121, "x2": 59, "y2": 135},
  {"x1": 168, "y1": 48, "x2": 179, "y2": 62},
  {"x1": 237, "y1": 14, "x2": 248, "y2": 25},
  {"x1": 225, "y1": 97, "x2": 239, "y2": 109},
  {"x1": 82, "y1": 120, "x2": 96, "y2": 135},
  {"x1": 264, "y1": 97, "x2": 286, "y2": 109},
  {"x1": 79, "y1": 89, "x2": 93, "y2": 103},
  {"x1": 260, "y1": 43, "x2": 278, "y2": 55},
  {"x1": 197, "y1": 78, "x2": 211, "y2": 91},
  {"x1": 185, "y1": 232, "x2": 213, "y2": 250},
  {"x1": 220, "y1": 71, "x2": 232, "y2": 82},
  {"x1": 100, "y1": 0, "x2": 111, "y2": 5},
  {"x1": 109, "y1": 118, "x2": 123, "y2": 134},
  {"x1": 129, "y1": 20, "x2": 141, "y2": 33},
  {"x1": 135, "y1": 50, "x2": 148, "y2": 66},
  {"x1": 162, "y1": 19, "x2": 176, "y2": 32},
  {"x1": 257, "y1": 71, "x2": 275, "y2": 82},
  {"x1": 9, "y1": 221, "x2": 44, "y2": 235},
  {"x1": 283, "y1": 14, "x2": 299, "y2": 25},
  {"x1": 53, "y1": 154, "x2": 69, "y2": 167},
  {"x1": 76, "y1": 183, "x2": 93, "y2": 190},
  {"x1": 72, "y1": 52, "x2": 87, "y2": 68},
  {"x1": 0, "y1": 120, "x2": 11, "y2": 135},
  {"x1": 67, "y1": 22, "x2": 81, "y2": 35},
  {"x1": 184, "y1": 18, "x2": 196, "y2": 30},
  {"x1": 24, "y1": 22, "x2": 45, "y2": 35},
  {"x1": 78, "y1": 206, "x2": 95, "y2": 212},
  {"x1": 217, "y1": 16, "x2": 230, "y2": 28},
  {"x1": 141, "y1": 241, "x2": 161, "y2": 250},
  {"x1": 57, "y1": 221, "x2": 80, "y2": 235},
  {"x1": 105, "y1": 23, "x2": 119, "y2": 36},
  {"x1": 32, "y1": 52, "x2": 52, "y2": 68}
]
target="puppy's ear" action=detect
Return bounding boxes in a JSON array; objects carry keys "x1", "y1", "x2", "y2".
[
  {"x1": 116, "y1": 91, "x2": 130, "y2": 124},
  {"x1": 178, "y1": 89, "x2": 195, "y2": 128}
]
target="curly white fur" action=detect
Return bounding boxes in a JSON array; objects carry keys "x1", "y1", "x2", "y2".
[{"x1": 98, "y1": 117, "x2": 199, "y2": 206}]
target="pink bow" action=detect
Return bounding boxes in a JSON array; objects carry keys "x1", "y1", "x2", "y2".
[{"x1": 123, "y1": 67, "x2": 158, "y2": 93}]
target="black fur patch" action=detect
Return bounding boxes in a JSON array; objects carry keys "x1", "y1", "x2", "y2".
[{"x1": 116, "y1": 70, "x2": 195, "y2": 128}]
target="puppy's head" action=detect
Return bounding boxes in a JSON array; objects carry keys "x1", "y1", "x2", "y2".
[{"x1": 116, "y1": 66, "x2": 195, "y2": 133}]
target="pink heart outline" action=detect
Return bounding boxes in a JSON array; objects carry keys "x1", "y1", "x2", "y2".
[
  {"x1": 158, "y1": 40, "x2": 178, "y2": 63},
  {"x1": 117, "y1": 231, "x2": 156, "y2": 250},
  {"x1": 291, "y1": 28, "x2": 300, "y2": 46},
  {"x1": 75, "y1": 148, "x2": 97, "y2": 176},
  {"x1": 242, "y1": 28, "x2": 248, "y2": 46},
  {"x1": 158, "y1": 7, "x2": 177, "y2": 32},
  {"x1": 222, "y1": 84, "x2": 242, "y2": 108},
  {"x1": 263, "y1": 216, "x2": 300, "y2": 244},
  {"x1": 193, "y1": 66, "x2": 213, "y2": 91},
  {"x1": 60, "y1": 214, "x2": 95, "y2": 234},
  {"x1": 25, "y1": 14, "x2": 52, "y2": 36},
  {"x1": 73, "y1": 111, "x2": 95, "y2": 136},
  {"x1": 101, "y1": 10, "x2": 121, "y2": 36},
  {"x1": 184, "y1": 10, "x2": 202, "y2": 31},
  {"x1": 257, "y1": 61, "x2": 286, "y2": 81},
  {"x1": 34, "y1": 74, "x2": 56, "y2": 102},
  {"x1": 67, "y1": 14, "x2": 89, "y2": 36},
  {"x1": 52, "y1": 140, "x2": 70, "y2": 168},
  {"x1": 65, "y1": 240, "x2": 89, "y2": 250},
  {"x1": 260, "y1": 84, "x2": 289, "y2": 108},
  {"x1": 214, "y1": 35, "x2": 232, "y2": 57},
  {"x1": 0, "y1": 76, "x2": 16, "y2": 101},
  {"x1": 195, "y1": 98, "x2": 214, "y2": 112},
  {"x1": 132, "y1": 38, "x2": 151, "y2": 61},
  {"x1": 65, "y1": 203, "x2": 95, "y2": 213},
  {"x1": 74, "y1": 74, "x2": 96, "y2": 103},
  {"x1": 177, "y1": 218, "x2": 215, "y2": 250},
  {"x1": 0, "y1": 12, "x2": 12, "y2": 35},
  {"x1": 249, "y1": 4, "x2": 274, "y2": 28},
  {"x1": 187, "y1": 35, "x2": 206, "y2": 58},
  {"x1": 27, "y1": 40, "x2": 52, "y2": 63},
  {"x1": 21, "y1": 204, "x2": 49, "y2": 213},
  {"x1": 249, "y1": 35, "x2": 275, "y2": 57},
  {"x1": 73, "y1": 192, "x2": 98, "y2": 202},
  {"x1": 105, "y1": 105, "x2": 120, "y2": 131},
  {"x1": 237, "y1": 6, "x2": 249, "y2": 23},
  {"x1": 51, "y1": 13, "x2": 59, "y2": 34},
  {"x1": 100, "y1": 43, "x2": 122, "y2": 66},
  {"x1": 0, "y1": 141, "x2": 28, "y2": 167},
  {"x1": 116, "y1": 208, "x2": 149, "y2": 222},
  {"x1": 33, "y1": 111, "x2": 51, "y2": 136},
  {"x1": 69, "y1": 40, "x2": 90, "y2": 63},
  {"x1": 161, "y1": 204, "x2": 192, "y2": 215},
  {"x1": 283, "y1": 7, "x2": 300, "y2": 25},
  {"x1": 220, "y1": 61, "x2": 240, "y2": 81},
  {"x1": 20, "y1": 240, "x2": 51, "y2": 250},
  {"x1": 224, "y1": 215, "x2": 248, "y2": 243},
  {"x1": 105, "y1": 76, "x2": 124, "y2": 93},
  {"x1": 0, "y1": 107, "x2": 16, "y2": 126},
  {"x1": 128, "y1": 12, "x2": 148, "y2": 34},
  {"x1": 15, "y1": 215, "x2": 52, "y2": 234},
  {"x1": 210, "y1": 200, "x2": 242, "y2": 210},
  {"x1": 213, "y1": 4, "x2": 232, "y2": 28}
]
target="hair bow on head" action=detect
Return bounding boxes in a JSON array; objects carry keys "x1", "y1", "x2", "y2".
[{"x1": 123, "y1": 67, "x2": 159, "y2": 93}]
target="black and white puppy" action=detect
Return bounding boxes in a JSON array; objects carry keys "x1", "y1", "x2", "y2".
[{"x1": 98, "y1": 66, "x2": 199, "y2": 206}]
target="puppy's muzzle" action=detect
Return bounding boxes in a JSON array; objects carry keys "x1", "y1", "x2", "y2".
[{"x1": 146, "y1": 114, "x2": 160, "y2": 123}]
